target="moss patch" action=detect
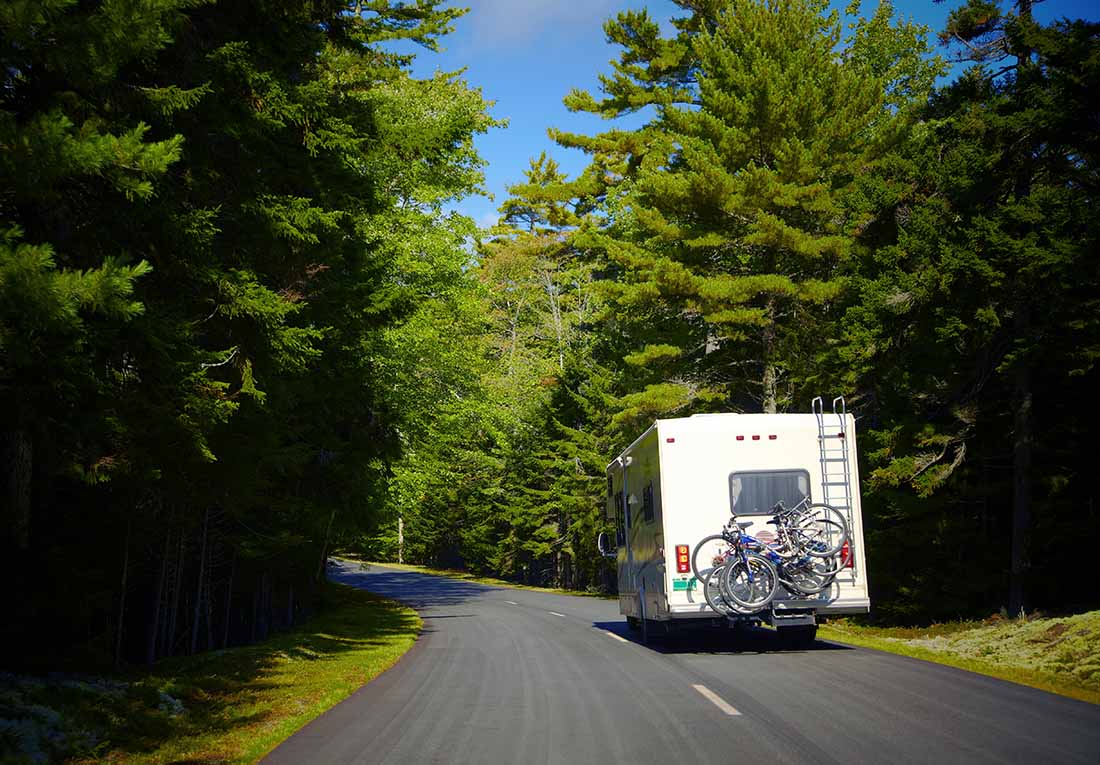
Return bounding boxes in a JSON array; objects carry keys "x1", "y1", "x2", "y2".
[{"x1": 820, "y1": 611, "x2": 1100, "y2": 705}]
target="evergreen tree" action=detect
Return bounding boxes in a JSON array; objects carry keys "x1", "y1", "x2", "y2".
[
  {"x1": 555, "y1": 0, "x2": 939, "y2": 421},
  {"x1": 0, "y1": 0, "x2": 496, "y2": 664},
  {"x1": 841, "y1": 4, "x2": 1100, "y2": 616}
]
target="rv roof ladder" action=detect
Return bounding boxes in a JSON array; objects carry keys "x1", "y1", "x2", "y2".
[{"x1": 813, "y1": 396, "x2": 856, "y2": 579}]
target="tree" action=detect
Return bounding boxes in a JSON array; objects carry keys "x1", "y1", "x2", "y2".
[
  {"x1": 0, "y1": 0, "x2": 497, "y2": 665},
  {"x1": 554, "y1": 0, "x2": 939, "y2": 421},
  {"x1": 840, "y1": 4, "x2": 1100, "y2": 615}
]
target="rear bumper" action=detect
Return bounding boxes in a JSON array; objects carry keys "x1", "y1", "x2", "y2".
[{"x1": 663, "y1": 595, "x2": 870, "y2": 620}]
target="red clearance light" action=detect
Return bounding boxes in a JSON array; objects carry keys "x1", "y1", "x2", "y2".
[
  {"x1": 768, "y1": 435, "x2": 777, "y2": 440},
  {"x1": 675, "y1": 545, "x2": 690, "y2": 573},
  {"x1": 666, "y1": 437, "x2": 676, "y2": 443},
  {"x1": 841, "y1": 540, "x2": 854, "y2": 568},
  {"x1": 736, "y1": 435, "x2": 745, "y2": 441},
  {"x1": 751, "y1": 435, "x2": 761, "y2": 441}
]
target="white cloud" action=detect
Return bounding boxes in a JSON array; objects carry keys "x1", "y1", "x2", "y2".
[
  {"x1": 475, "y1": 210, "x2": 501, "y2": 230},
  {"x1": 461, "y1": 0, "x2": 620, "y2": 49}
]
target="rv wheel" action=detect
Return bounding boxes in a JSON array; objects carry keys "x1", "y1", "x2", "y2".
[{"x1": 777, "y1": 625, "x2": 817, "y2": 649}]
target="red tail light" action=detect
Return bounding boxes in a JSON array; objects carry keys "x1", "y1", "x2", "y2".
[
  {"x1": 676, "y1": 545, "x2": 690, "y2": 573},
  {"x1": 841, "y1": 540, "x2": 854, "y2": 568}
]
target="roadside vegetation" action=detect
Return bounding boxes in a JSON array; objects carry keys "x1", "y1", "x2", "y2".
[
  {"x1": 0, "y1": 585, "x2": 419, "y2": 764},
  {"x1": 820, "y1": 611, "x2": 1100, "y2": 705},
  {"x1": 355, "y1": 560, "x2": 616, "y2": 599}
]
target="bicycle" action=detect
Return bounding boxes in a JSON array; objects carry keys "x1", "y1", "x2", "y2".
[
  {"x1": 690, "y1": 515, "x2": 779, "y2": 612},
  {"x1": 767, "y1": 497, "x2": 849, "y2": 559},
  {"x1": 738, "y1": 521, "x2": 840, "y2": 596}
]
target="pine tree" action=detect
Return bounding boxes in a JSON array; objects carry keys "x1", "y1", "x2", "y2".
[
  {"x1": 554, "y1": 0, "x2": 939, "y2": 420},
  {"x1": 841, "y1": 4, "x2": 1100, "y2": 616},
  {"x1": 1, "y1": 0, "x2": 498, "y2": 663}
]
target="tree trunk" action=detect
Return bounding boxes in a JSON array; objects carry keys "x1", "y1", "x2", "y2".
[
  {"x1": 4, "y1": 430, "x2": 32, "y2": 549},
  {"x1": 190, "y1": 508, "x2": 209, "y2": 654},
  {"x1": 761, "y1": 298, "x2": 778, "y2": 414},
  {"x1": 147, "y1": 537, "x2": 169, "y2": 664},
  {"x1": 1009, "y1": 308, "x2": 1033, "y2": 614},
  {"x1": 316, "y1": 509, "x2": 337, "y2": 581},
  {"x1": 542, "y1": 271, "x2": 566, "y2": 373},
  {"x1": 223, "y1": 553, "x2": 235, "y2": 649},
  {"x1": 114, "y1": 518, "x2": 132, "y2": 668},
  {"x1": 168, "y1": 533, "x2": 184, "y2": 655}
]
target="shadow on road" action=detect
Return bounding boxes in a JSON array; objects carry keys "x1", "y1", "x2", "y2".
[
  {"x1": 592, "y1": 620, "x2": 853, "y2": 655},
  {"x1": 331, "y1": 565, "x2": 499, "y2": 611}
]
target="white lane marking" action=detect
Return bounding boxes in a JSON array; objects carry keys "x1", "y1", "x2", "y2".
[
  {"x1": 596, "y1": 628, "x2": 628, "y2": 643},
  {"x1": 504, "y1": 600, "x2": 518, "y2": 605},
  {"x1": 549, "y1": 611, "x2": 567, "y2": 618},
  {"x1": 692, "y1": 684, "x2": 742, "y2": 716}
]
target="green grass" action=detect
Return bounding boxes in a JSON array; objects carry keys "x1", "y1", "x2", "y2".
[
  {"x1": 0, "y1": 583, "x2": 420, "y2": 764},
  {"x1": 352, "y1": 559, "x2": 617, "y2": 599},
  {"x1": 819, "y1": 610, "x2": 1100, "y2": 705}
]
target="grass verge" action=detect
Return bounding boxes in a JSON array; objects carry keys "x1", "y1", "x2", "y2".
[
  {"x1": 819, "y1": 610, "x2": 1100, "y2": 705},
  {"x1": 352, "y1": 559, "x2": 616, "y2": 599},
  {"x1": 0, "y1": 583, "x2": 420, "y2": 764}
]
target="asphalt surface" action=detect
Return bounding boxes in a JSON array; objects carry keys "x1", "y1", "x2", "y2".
[{"x1": 264, "y1": 563, "x2": 1100, "y2": 764}]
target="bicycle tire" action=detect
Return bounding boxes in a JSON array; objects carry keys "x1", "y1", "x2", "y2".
[
  {"x1": 691, "y1": 534, "x2": 731, "y2": 584},
  {"x1": 789, "y1": 509, "x2": 848, "y2": 558},
  {"x1": 780, "y1": 554, "x2": 839, "y2": 595},
  {"x1": 701, "y1": 565, "x2": 735, "y2": 615},
  {"x1": 722, "y1": 553, "x2": 779, "y2": 610}
]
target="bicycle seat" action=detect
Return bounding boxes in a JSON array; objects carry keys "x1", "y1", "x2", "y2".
[
  {"x1": 737, "y1": 520, "x2": 754, "y2": 529},
  {"x1": 766, "y1": 519, "x2": 779, "y2": 525}
]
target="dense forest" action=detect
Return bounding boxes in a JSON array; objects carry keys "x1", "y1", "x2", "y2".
[{"x1": 2, "y1": 0, "x2": 1098, "y2": 669}]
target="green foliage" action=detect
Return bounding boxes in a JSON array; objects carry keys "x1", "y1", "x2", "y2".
[
  {"x1": 554, "y1": 0, "x2": 941, "y2": 415},
  {"x1": 1, "y1": 0, "x2": 497, "y2": 666}
]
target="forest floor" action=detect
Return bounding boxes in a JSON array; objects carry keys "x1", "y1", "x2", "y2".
[
  {"x1": 819, "y1": 610, "x2": 1100, "y2": 705},
  {"x1": 0, "y1": 584, "x2": 420, "y2": 764}
]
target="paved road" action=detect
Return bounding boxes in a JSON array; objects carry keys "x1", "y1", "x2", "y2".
[{"x1": 265, "y1": 563, "x2": 1100, "y2": 764}]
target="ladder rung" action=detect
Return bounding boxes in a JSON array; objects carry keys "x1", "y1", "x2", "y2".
[
  {"x1": 823, "y1": 481, "x2": 849, "y2": 485},
  {"x1": 822, "y1": 458, "x2": 846, "y2": 462}
]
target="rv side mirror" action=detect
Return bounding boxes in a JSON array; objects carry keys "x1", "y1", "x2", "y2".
[{"x1": 597, "y1": 531, "x2": 616, "y2": 558}]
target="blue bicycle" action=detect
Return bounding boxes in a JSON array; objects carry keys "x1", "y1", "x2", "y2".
[
  {"x1": 691, "y1": 515, "x2": 780, "y2": 613},
  {"x1": 737, "y1": 520, "x2": 839, "y2": 596}
]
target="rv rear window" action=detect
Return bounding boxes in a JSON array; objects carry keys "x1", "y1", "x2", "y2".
[{"x1": 729, "y1": 470, "x2": 811, "y2": 516}]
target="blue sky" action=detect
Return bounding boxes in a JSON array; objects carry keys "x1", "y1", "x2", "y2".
[{"x1": 402, "y1": 0, "x2": 1098, "y2": 229}]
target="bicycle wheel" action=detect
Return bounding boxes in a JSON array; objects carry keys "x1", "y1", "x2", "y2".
[
  {"x1": 691, "y1": 534, "x2": 731, "y2": 584},
  {"x1": 780, "y1": 554, "x2": 839, "y2": 595},
  {"x1": 722, "y1": 553, "x2": 779, "y2": 611},
  {"x1": 789, "y1": 506, "x2": 848, "y2": 558},
  {"x1": 701, "y1": 565, "x2": 735, "y2": 615}
]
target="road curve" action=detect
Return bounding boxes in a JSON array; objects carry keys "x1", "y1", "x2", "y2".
[{"x1": 264, "y1": 563, "x2": 1100, "y2": 764}]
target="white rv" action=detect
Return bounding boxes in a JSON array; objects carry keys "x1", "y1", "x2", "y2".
[{"x1": 598, "y1": 398, "x2": 870, "y2": 644}]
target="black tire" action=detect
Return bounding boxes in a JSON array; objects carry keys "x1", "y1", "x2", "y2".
[
  {"x1": 777, "y1": 625, "x2": 818, "y2": 649},
  {"x1": 790, "y1": 504, "x2": 849, "y2": 557},
  {"x1": 626, "y1": 616, "x2": 641, "y2": 631},
  {"x1": 702, "y1": 565, "x2": 735, "y2": 616},
  {"x1": 780, "y1": 554, "x2": 839, "y2": 595},
  {"x1": 721, "y1": 553, "x2": 779, "y2": 610}
]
